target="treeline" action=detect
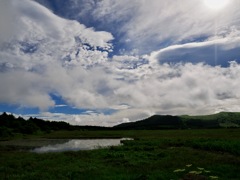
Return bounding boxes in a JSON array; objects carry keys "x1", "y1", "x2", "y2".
[
  {"x1": 0, "y1": 112, "x2": 71, "y2": 137},
  {"x1": 0, "y1": 112, "x2": 109, "y2": 138}
]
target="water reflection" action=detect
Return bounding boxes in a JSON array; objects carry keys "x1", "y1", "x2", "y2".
[{"x1": 32, "y1": 138, "x2": 131, "y2": 153}]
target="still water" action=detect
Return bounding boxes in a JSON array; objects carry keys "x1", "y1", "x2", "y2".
[{"x1": 32, "y1": 138, "x2": 131, "y2": 153}]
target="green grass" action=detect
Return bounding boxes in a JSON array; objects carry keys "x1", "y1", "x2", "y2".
[
  {"x1": 181, "y1": 112, "x2": 240, "y2": 128},
  {"x1": 1, "y1": 129, "x2": 240, "y2": 179}
]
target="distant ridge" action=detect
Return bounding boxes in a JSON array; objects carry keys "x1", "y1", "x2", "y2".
[
  {"x1": 113, "y1": 112, "x2": 240, "y2": 130},
  {"x1": 113, "y1": 115, "x2": 183, "y2": 130}
]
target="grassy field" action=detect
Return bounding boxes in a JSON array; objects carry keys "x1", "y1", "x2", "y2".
[{"x1": 0, "y1": 129, "x2": 240, "y2": 179}]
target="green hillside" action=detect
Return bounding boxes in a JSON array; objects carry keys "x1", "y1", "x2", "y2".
[
  {"x1": 181, "y1": 112, "x2": 240, "y2": 128},
  {"x1": 113, "y1": 115, "x2": 183, "y2": 130},
  {"x1": 114, "y1": 112, "x2": 240, "y2": 130}
]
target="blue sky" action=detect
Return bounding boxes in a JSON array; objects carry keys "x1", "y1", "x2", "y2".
[{"x1": 0, "y1": 0, "x2": 240, "y2": 126}]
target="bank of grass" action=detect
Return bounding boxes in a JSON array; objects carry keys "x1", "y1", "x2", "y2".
[
  {"x1": 39, "y1": 128, "x2": 240, "y2": 139},
  {"x1": 1, "y1": 129, "x2": 240, "y2": 179}
]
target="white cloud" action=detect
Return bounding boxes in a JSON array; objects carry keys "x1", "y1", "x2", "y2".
[
  {"x1": 2, "y1": 57, "x2": 240, "y2": 126},
  {"x1": 23, "y1": 108, "x2": 154, "y2": 127},
  {"x1": 55, "y1": 104, "x2": 67, "y2": 108},
  {"x1": 0, "y1": 71, "x2": 55, "y2": 110},
  {"x1": 1, "y1": 0, "x2": 240, "y2": 126},
  {"x1": 0, "y1": 0, "x2": 114, "y2": 110},
  {"x1": 150, "y1": 29, "x2": 240, "y2": 65},
  {"x1": 92, "y1": 0, "x2": 240, "y2": 53},
  {"x1": 112, "y1": 61, "x2": 240, "y2": 115}
]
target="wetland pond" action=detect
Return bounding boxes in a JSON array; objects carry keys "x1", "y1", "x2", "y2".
[{"x1": 0, "y1": 138, "x2": 132, "y2": 153}]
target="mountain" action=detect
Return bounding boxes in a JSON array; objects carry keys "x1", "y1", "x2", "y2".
[
  {"x1": 113, "y1": 115, "x2": 183, "y2": 130},
  {"x1": 114, "y1": 112, "x2": 240, "y2": 130}
]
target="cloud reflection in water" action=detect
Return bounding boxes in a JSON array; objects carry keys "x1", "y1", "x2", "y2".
[{"x1": 32, "y1": 138, "x2": 132, "y2": 153}]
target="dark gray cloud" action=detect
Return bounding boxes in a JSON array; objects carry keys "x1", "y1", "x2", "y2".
[{"x1": 0, "y1": 0, "x2": 17, "y2": 45}]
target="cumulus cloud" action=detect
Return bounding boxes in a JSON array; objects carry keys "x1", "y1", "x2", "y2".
[
  {"x1": 0, "y1": 0, "x2": 113, "y2": 110},
  {"x1": 23, "y1": 108, "x2": 155, "y2": 127},
  {"x1": 0, "y1": 71, "x2": 55, "y2": 110},
  {"x1": 19, "y1": 61, "x2": 240, "y2": 126},
  {"x1": 113, "y1": 61, "x2": 240, "y2": 112},
  {"x1": 1, "y1": 0, "x2": 240, "y2": 126}
]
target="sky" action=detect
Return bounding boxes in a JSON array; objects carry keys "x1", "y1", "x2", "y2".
[{"x1": 0, "y1": 0, "x2": 240, "y2": 126}]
